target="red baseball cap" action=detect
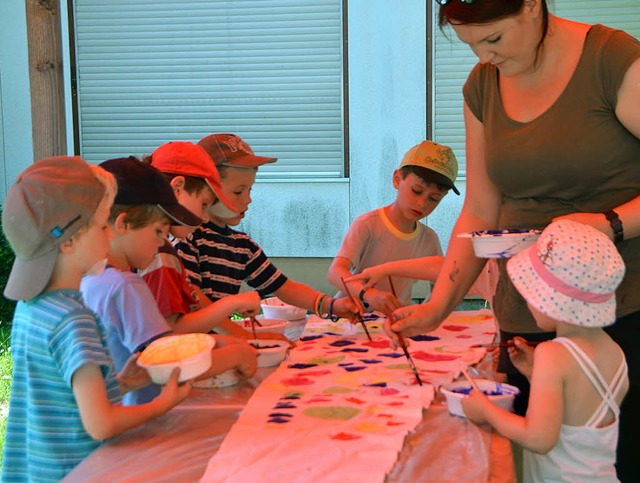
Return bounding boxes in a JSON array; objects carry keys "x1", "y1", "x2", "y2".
[
  {"x1": 151, "y1": 141, "x2": 238, "y2": 219},
  {"x1": 197, "y1": 133, "x2": 277, "y2": 168}
]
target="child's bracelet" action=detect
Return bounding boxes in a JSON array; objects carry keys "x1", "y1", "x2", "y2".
[
  {"x1": 319, "y1": 295, "x2": 331, "y2": 319},
  {"x1": 314, "y1": 294, "x2": 328, "y2": 317},
  {"x1": 312, "y1": 293, "x2": 321, "y2": 316},
  {"x1": 326, "y1": 297, "x2": 338, "y2": 322}
]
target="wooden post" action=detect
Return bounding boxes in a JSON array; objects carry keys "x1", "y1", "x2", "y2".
[{"x1": 26, "y1": 0, "x2": 66, "y2": 161}]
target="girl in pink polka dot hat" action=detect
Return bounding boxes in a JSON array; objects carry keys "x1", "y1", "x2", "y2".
[{"x1": 462, "y1": 220, "x2": 628, "y2": 482}]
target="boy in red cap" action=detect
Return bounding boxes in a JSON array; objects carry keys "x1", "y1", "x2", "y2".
[{"x1": 141, "y1": 141, "x2": 285, "y2": 340}]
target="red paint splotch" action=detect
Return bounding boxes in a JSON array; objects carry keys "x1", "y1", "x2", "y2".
[
  {"x1": 380, "y1": 388, "x2": 400, "y2": 396},
  {"x1": 331, "y1": 432, "x2": 362, "y2": 441},
  {"x1": 282, "y1": 376, "x2": 315, "y2": 386},
  {"x1": 411, "y1": 351, "x2": 459, "y2": 362},
  {"x1": 442, "y1": 325, "x2": 468, "y2": 332},
  {"x1": 363, "y1": 340, "x2": 390, "y2": 349},
  {"x1": 306, "y1": 397, "x2": 333, "y2": 404}
]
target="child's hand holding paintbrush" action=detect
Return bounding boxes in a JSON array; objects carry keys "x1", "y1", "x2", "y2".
[
  {"x1": 472, "y1": 337, "x2": 538, "y2": 380},
  {"x1": 506, "y1": 336, "x2": 536, "y2": 380}
]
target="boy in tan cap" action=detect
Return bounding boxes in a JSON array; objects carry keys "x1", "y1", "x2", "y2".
[
  {"x1": 1, "y1": 157, "x2": 191, "y2": 481},
  {"x1": 328, "y1": 140, "x2": 459, "y2": 314},
  {"x1": 175, "y1": 133, "x2": 359, "y2": 334}
]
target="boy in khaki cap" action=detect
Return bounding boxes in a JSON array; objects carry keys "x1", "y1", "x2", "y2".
[
  {"x1": 1, "y1": 157, "x2": 191, "y2": 482},
  {"x1": 176, "y1": 133, "x2": 359, "y2": 331},
  {"x1": 328, "y1": 140, "x2": 459, "y2": 314}
]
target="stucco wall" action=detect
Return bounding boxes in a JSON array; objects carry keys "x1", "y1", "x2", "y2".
[
  {"x1": 0, "y1": 0, "x2": 464, "y2": 294},
  {"x1": 0, "y1": 2, "x2": 32, "y2": 201}
]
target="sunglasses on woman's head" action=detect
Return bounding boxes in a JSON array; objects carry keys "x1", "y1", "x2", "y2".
[{"x1": 436, "y1": 0, "x2": 479, "y2": 5}]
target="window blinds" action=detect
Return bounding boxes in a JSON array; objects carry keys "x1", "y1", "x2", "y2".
[{"x1": 73, "y1": 0, "x2": 344, "y2": 178}]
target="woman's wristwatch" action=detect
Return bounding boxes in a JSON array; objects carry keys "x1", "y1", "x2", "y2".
[{"x1": 603, "y1": 209, "x2": 624, "y2": 244}]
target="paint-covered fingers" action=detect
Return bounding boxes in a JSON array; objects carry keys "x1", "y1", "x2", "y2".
[
  {"x1": 365, "y1": 287, "x2": 401, "y2": 315},
  {"x1": 388, "y1": 304, "x2": 442, "y2": 338}
]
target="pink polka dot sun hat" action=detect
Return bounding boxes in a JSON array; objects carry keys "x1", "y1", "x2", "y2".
[{"x1": 506, "y1": 219, "x2": 625, "y2": 327}]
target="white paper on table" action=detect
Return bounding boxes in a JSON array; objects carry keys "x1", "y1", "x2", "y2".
[{"x1": 200, "y1": 310, "x2": 496, "y2": 483}]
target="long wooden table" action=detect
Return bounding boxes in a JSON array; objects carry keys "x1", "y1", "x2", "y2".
[{"x1": 64, "y1": 315, "x2": 515, "y2": 482}]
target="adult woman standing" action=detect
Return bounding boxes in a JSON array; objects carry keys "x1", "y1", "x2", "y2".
[{"x1": 391, "y1": 1, "x2": 640, "y2": 479}]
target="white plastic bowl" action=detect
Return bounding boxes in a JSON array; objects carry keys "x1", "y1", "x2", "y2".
[
  {"x1": 192, "y1": 368, "x2": 240, "y2": 389},
  {"x1": 249, "y1": 339, "x2": 290, "y2": 367},
  {"x1": 235, "y1": 315, "x2": 290, "y2": 335},
  {"x1": 459, "y1": 229, "x2": 541, "y2": 258},
  {"x1": 261, "y1": 297, "x2": 307, "y2": 321},
  {"x1": 138, "y1": 333, "x2": 215, "y2": 384},
  {"x1": 440, "y1": 379, "x2": 520, "y2": 418}
]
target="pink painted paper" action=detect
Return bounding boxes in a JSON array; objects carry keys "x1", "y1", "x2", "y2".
[{"x1": 200, "y1": 310, "x2": 496, "y2": 482}]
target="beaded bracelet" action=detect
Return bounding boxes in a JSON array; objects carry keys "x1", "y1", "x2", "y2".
[
  {"x1": 314, "y1": 294, "x2": 328, "y2": 317},
  {"x1": 319, "y1": 295, "x2": 330, "y2": 319}
]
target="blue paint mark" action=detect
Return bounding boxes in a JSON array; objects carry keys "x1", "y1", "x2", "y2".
[
  {"x1": 269, "y1": 412, "x2": 294, "y2": 418},
  {"x1": 410, "y1": 335, "x2": 440, "y2": 342},
  {"x1": 361, "y1": 359, "x2": 382, "y2": 364},
  {"x1": 341, "y1": 348, "x2": 368, "y2": 353},
  {"x1": 268, "y1": 417, "x2": 291, "y2": 424},
  {"x1": 323, "y1": 331, "x2": 342, "y2": 336},
  {"x1": 362, "y1": 313, "x2": 381, "y2": 321},
  {"x1": 330, "y1": 340, "x2": 355, "y2": 347},
  {"x1": 281, "y1": 394, "x2": 301, "y2": 400},
  {"x1": 338, "y1": 362, "x2": 354, "y2": 366},
  {"x1": 364, "y1": 382, "x2": 387, "y2": 387},
  {"x1": 299, "y1": 335, "x2": 323, "y2": 341},
  {"x1": 274, "y1": 402, "x2": 297, "y2": 409},
  {"x1": 344, "y1": 366, "x2": 366, "y2": 372},
  {"x1": 288, "y1": 363, "x2": 318, "y2": 369},
  {"x1": 378, "y1": 352, "x2": 404, "y2": 358}
]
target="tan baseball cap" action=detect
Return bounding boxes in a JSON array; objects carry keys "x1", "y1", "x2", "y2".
[
  {"x1": 198, "y1": 133, "x2": 277, "y2": 168},
  {"x1": 2, "y1": 156, "x2": 106, "y2": 301},
  {"x1": 399, "y1": 140, "x2": 459, "y2": 195}
]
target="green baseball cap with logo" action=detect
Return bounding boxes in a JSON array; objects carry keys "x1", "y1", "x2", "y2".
[{"x1": 399, "y1": 140, "x2": 459, "y2": 195}]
